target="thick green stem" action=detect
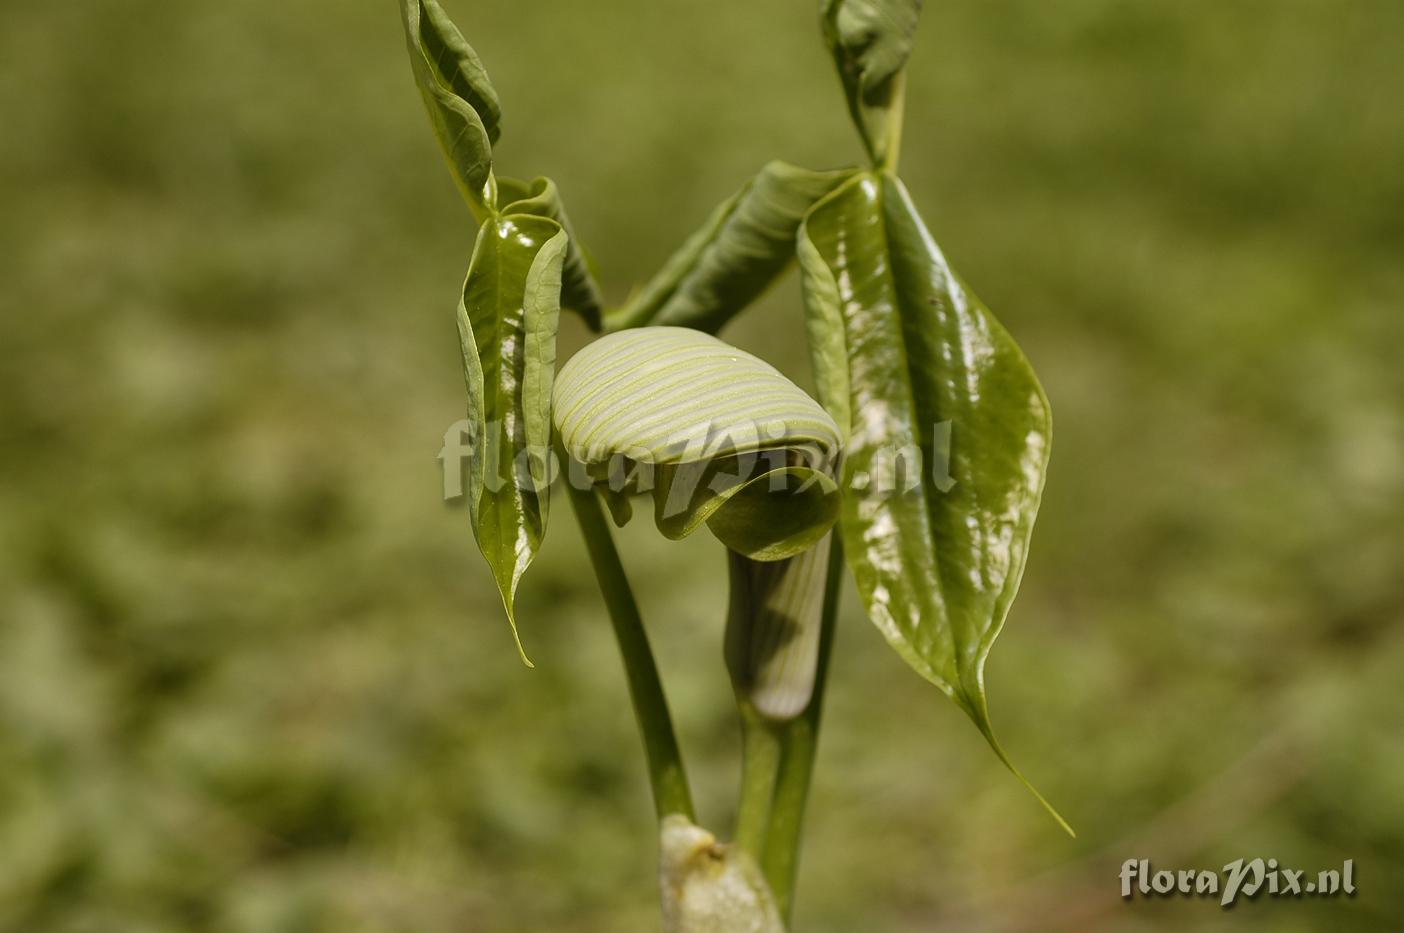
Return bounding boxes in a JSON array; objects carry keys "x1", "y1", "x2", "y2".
[
  {"x1": 760, "y1": 538, "x2": 844, "y2": 921},
  {"x1": 733, "y1": 704, "x2": 782, "y2": 858},
  {"x1": 877, "y1": 71, "x2": 906, "y2": 174},
  {"x1": 562, "y1": 454, "x2": 695, "y2": 822}
]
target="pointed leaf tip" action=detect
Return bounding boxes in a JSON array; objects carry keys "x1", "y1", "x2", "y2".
[
  {"x1": 460, "y1": 214, "x2": 565, "y2": 665},
  {"x1": 963, "y1": 698, "x2": 1073, "y2": 836},
  {"x1": 497, "y1": 589, "x2": 535, "y2": 669},
  {"x1": 798, "y1": 170, "x2": 1062, "y2": 828}
]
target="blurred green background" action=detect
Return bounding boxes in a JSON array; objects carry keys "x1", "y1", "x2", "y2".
[{"x1": 2, "y1": 1, "x2": 1401, "y2": 930}]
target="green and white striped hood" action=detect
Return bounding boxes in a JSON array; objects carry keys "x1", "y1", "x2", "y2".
[
  {"x1": 554, "y1": 326, "x2": 840, "y2": 466},
  {"x1": 553, "y1": 327, "x2": 841, "y2": 562}
]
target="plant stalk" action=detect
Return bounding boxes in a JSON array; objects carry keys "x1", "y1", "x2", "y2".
[
  {"x1": 733, "y1": 703, "x2": 782, "y2": 859},
  {"x1": 561, "y1": 446, "x2": 695, "y2": 822},
  {"x1": 760, "y1": 537, "x2": 844, "y2": 922},
  {"x1": 878, "y1": 71, "x2": 907, "y2": 174}
]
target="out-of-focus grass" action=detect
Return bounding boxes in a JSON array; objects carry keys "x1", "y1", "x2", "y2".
[{"x1": 1, "y1": 1, "x2": 1401, "y2": 931}]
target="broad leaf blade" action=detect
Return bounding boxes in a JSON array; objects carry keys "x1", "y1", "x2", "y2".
[
  {"x1": 400, "y1": 0, "x2": 501, "y2": 211},
  {"x1": 459, "y1": 214, "x2": 567, "y2": 664},
  {"x1": 553, "y1": 327, "x2": 841, "y2": 560},
  {"x1": 821, "y1": 0, "x2": 921, "y2": 165},
  {"x1": 499, "y1": 176, "x2": 605, "y2": 331},
  {"x1": 798, "y1": 173, "x2": 1069, "y2": 832},
  {"x1": 610, "y1": 162, "x2": 853, "y2": 333}
]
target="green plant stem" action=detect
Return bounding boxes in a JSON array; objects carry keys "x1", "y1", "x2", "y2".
[
  {"x1": 878, "y1": 71, "x2": 907, "y2": 174},
  {"x1": 561, "y1": 450, "x2": 695, "y2": 822},
  {"x1": 733, "y1": 703, "x2": 782, "y2": 858},
  {"x1": 760, "y1": 538, "x2": 844, "y2": 921}
]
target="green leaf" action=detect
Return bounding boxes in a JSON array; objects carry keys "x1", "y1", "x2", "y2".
[
  {"x1": 459, "y1": 213, "x2": 568, "y2": 665},
  {"x1": 553, "y1": 327, "x2": 841, "y2": 561},
  {"x1": 401, "y1": 3, "x2": 604, "y2": 335},
  {"x1": 820, "y1": 0, "x2": 921, "y2": 166},
  {"x1": 610, "y1": 162, "x2": 854, "y2": 333},
  {"x1": 797, "y1": 172, "x2": 1070, "y2": 834},
  {"x1": 400, "y1": 0, "x2": 502, "y2": 212},
  {"x1": 498, "y1": 176, "x2": 605, "y2": 331}
]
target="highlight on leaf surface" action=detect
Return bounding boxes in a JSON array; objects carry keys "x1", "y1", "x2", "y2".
[
  {"x1": 609, "y1": 162, "x2": 854, "y2": 333},
  {"x1": 459, "y1": 212, "x2": 568, "y2": 666},
  {"x1": 400, "y1": 0, "x2": 502, "y2": 212},
  {"x1": 498, "y1": 175, "x2": 604, "y2": 331},
  {"x1": 797, "y1": 171, "x2": 1071, "y2": 834},
  {"x1": 553, "y1": 327, "x2": 841, "y2": 562}
]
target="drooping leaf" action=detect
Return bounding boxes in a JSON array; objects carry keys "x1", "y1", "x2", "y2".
[
  {"x1": 498, "y1": 175, "x2": 605, "y2": 331},
  {"x1": 659, "y1": 815, "x2": 785, "y2": 933},
  {"x1": 725, "y1": 533, "x2": 832, "y2": 722},
  {"x1": 797, "y1": 172, "x2": 1070, "y2": 833},
  {"x1": 459, "y1": 213, "x2": 568, "y2": 665},
  {"x1": 820, "y1": 0, "x2": 921, "y2": 166},
  {"x1": 400, "y1": 0, "x2": 501, "y2": 211},
  {"x1": 610, "y1": 162, "x2": 854, "y2": 333},
  {"x1": 553, "y1": 327, "x2": 841, "y2": 561}
]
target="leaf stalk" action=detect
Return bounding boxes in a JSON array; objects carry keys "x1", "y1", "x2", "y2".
[
  {"x1": 560, "y1": 441, "x2": 695, "y2": 821},
  {"x1": 733, "y1": 703, "x2": 783, "y2": 859},
  {"x1": 760, "y1": 538, "x2": 844, "y2": 922}
]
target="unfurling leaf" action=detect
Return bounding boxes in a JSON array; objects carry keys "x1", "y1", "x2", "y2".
[
  {"x1": 400, "y1": 0, "x2": 502, "y2": 212},
  {"x1": 820, "y1": 0, "x2": 921, "y2": 166},
  {"x1": 610, "y1": 162, "x2": 854, "y2": 333},
  {"x1": 498, "y1": 176, "x2": 605, "y2": 331},
  {"x1": 553, "y1": 327, "x2": 841, "y2": 561},
  {"x1": 659, "y1": 815, "x2": 785, "y2": 933},
  {"x1": 798, "y1": 172, "x2": 1070, "y2": 833},
  {"x1": 459, "y1": 213, "x2": 567, "y2": 665},
  {"x1": 726, "y1": 533, "x2": 832, "y2": 722}
]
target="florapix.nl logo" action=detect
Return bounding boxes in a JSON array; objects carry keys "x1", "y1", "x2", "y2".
[
  {"x1": 436, "y1": 416, "x2": 956, "y2": 512},
  {"x1": 1120, "y1": 858, "x2": 1356, "y2": 908}
]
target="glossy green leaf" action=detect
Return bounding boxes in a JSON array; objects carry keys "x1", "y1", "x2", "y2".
[
  {"x1": 820, "y1": 0, "x2": 920, "y2": 166},
  {"x1": 610, "y1": 162, "x2": 853, "y2": 333},
  {"x1": 725, "y1": 534, "x2": 832, "y2": 722},
  {"x1": 400, "y1": 0, "x2": 501, "y2": 211},
  {"x1": 553, "y1": 327, "x2": 841, "y2": 561},
  {"x1": 459, "y1": 213, "x2": 567, "y2": 665},
  {"x1": 498, "y1": 175, "x2": 604, "y2": 331},
  {"x1": 797, "y1": 172, "x2": 1070, "y2": 833},
  {"x1": 659, "y1": 815, "x2": 784, "y2": 933}
]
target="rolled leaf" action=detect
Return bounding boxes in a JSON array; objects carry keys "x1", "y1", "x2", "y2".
[
  {"x1": 725, "y1": 534, "x2": 832, "y2": 722},
  {"x1": 553, "y1": 327, "x2": 841, "y2": 561},
  {"x1": 460, "y1": 213, "x2": 568, "y2": 665},
  {"x1": 498, "y1": 176, "x2": 605, "y2": 331},
  {"x1": 659, "y1": 815, "x2": 785, "y2": 933},
  {"x1": 820, "y1": 0, "x2": 921, "y2": 166},
  {"x1": 610, "y1": 162, "x2": 854, "y2": 333},
  {"x1": 797, "y1": 172, "x2": 1069, "y2": 833},
  {"x1": 400, "y1": 0, "x2": 501, "y2": 211}
]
